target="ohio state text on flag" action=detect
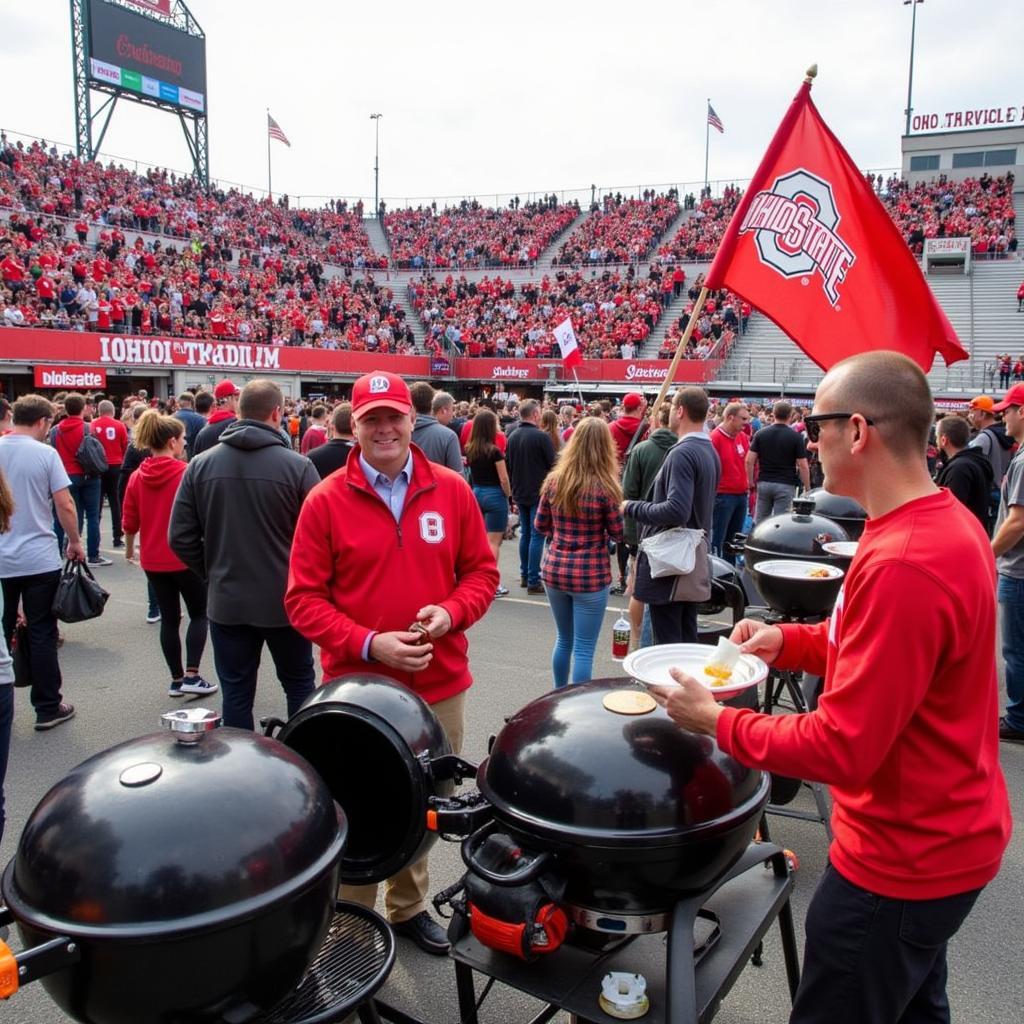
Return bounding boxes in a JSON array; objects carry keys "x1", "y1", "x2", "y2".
[
  {"x1": 704, "y1": 77, "x2": 967, "y2": 372},
  {"x1": 552, "y1": 317, "x2": 583, "y2": 370}
]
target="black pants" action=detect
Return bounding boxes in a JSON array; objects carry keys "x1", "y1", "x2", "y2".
[
  {"x1": 100, "y1": 465, "x2": 123, "y2": 543},
  {"x1": 208, "y1": 621, "x2": 315, "y2": 731},
  {"x1": 790, "y1": 863, "x2": 981, "y2": 1024},
  {"x1": 145, "y1": 569, "x2": 209, "y2": 681},
  {"x1": 649, "y1": 601, "x2": 698, "y2": 644},
  {"x1": 1, "y1": 570, "x2": 63, "y2": 718}
]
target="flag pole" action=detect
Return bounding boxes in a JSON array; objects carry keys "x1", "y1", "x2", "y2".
[
  {"x1": 266, "y1": 108, "x2": 272, "y2": 198},
  {"x1": 626, "y1": 286, "x2": 711, "y2": 457},
  {"x1": 704, "y1": 97, "x2": 710, "y2": 195},
  {"x1": 571, "y1": 367, "x2": 585, "y2": 408}
]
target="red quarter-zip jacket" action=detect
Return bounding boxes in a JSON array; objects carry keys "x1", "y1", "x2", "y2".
[
  {"x1": 717, "y1": 490, "x2": 1011, "y2": 899},
  {"x1": 285, "y1": 443, "x2": 498, "y2": 704},
  {"x1": 121, "y1": 455, "x2": 188, "y2": 572}
]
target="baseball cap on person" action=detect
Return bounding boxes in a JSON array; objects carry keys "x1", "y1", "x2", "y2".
[
  {"x1": 992, "y1": 384, "x2": 1024, "y2": 412},
  {"x1": 351, "y1": 372, "x2": 412, "y2": 419},
  {"x1": 968, "y1": 395, "x2": 995, "y2": 411},
  {"x1": 214, "y1": 380, "x2": 240, "y2": 399},
  {"x1": 623, "y1": 392, "x2": 645, "y2": 411}
]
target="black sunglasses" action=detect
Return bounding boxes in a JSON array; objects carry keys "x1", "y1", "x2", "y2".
[{"x1": 804, "y1": 412, "x2": 875, "y2": 443}]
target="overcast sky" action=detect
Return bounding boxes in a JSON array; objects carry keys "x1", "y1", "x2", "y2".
[{"x1": 2, "y1": 0, "x2": 1018, "y2": 207}]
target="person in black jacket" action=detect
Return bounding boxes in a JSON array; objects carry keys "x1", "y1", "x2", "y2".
[
  {"x1": 505, "y1": 400, "x2": 556, "y2": 593},
  {"x1": 191, "y1": 380, "x2": 239, "y2": 456},
  {"x1": 169, "y1": 379, "x2": 320, "y2": 730},
  {"x1": 308, "y1": 402, "x2": 354, "y2": 480},
  {"x1": 936, "y1": 415, "x2": 993, "y2": 530}
]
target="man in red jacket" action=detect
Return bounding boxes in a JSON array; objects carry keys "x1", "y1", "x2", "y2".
[
  {"x1": 709, "y1": 401, "x2": 751, "y2": 562},
  {"x1": 91, "y1": 400, "x2": 128, "y2": 547},
  {"x1": 653, "y1": 351, "x2": 1011, "y2": 1024},
  {"x1": 286, "y1": 371, "x2": 498, "y2": 958}
]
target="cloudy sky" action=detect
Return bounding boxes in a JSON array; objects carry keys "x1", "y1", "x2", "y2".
[{"x1": 1, "y1": 0, "x2": 1017, "y2": 206}]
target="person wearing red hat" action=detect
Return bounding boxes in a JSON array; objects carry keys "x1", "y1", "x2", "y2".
[
  {"x1": 286, "y1": 370, "x2": 498, "y2": 957},
  {"x1": 191, "y1": 380, "x2": 240, "y2": 456},
  {"x1": 966, "y1": 394, "x2": 1015, "y2": 531}
]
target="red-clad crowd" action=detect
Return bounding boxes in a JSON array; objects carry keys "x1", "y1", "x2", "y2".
[
  {"x1": 383, "y1": 197, "x2": 579, "y2": 269},
  {"x1": 656, "y1": 278, "x2": 749, "y2": 360},
  {"x1": 554, "y1": 193, "x2": 680, "y2": 266},
  {"x1": 871, "y1": 172, "x2": 1017, "y2": 257},
  {"x1": 655, "y1": 186, "x2": 743, "y2": 263},
  {"x1": 409, "y1": 265, "x2": 697, "y2": 360}
]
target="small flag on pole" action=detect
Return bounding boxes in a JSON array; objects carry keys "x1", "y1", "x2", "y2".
[
  {"x1": 707, "y1": 103, "x2": 724, "y2": 134},
  {"x1": 552, "y1": 317, "x2": 583, "y2": 370},
  {"x1": 267, "y1": 113, "x2": 291, "y2": 147}
]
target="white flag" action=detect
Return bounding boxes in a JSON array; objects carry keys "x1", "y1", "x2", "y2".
[{"x1": 552, "y1": 316, "x2": 583, "y2": 369}]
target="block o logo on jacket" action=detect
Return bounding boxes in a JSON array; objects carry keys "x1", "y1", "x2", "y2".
[
  {"x1": 419, "y1": 512, "x2": 446, "y2": 544},
  {"x1": 738, "y1": 168, "x2": 856, "y2": 307},
  {"x1": 369, "y1": 375, "x2": 391, "y2": 393}
]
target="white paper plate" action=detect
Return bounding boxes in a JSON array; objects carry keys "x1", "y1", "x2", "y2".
[
  {"x1": 753, "y1": 559, "x2": 843, "y2": 580},
  {"x1": 821, "y1": 541, "x2": 858, "y2": 559},
  {"x1": 622, "y1": 643, "x2": 768, "y2": 698}
]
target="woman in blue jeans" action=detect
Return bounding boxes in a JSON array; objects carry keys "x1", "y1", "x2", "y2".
[
  {"x1": 535, "y1": 417, "x2": 624, "y2": 688},
  {"x1": 466, "y1": 409, "x2": 511, "y2": 598}
]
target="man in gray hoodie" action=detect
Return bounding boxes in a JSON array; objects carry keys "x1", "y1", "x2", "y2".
[{"x1": 410, "y1": 382, "x2": 462, "y2": 472}]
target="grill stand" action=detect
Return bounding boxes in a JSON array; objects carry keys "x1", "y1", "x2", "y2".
[{"x1": 449, "y1": 841, "x2": 799, "y2": 1024}]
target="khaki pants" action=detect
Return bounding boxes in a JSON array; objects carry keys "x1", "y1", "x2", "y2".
[{"x1": 341, "y1": 690, "x2": 465, "y2": 923}]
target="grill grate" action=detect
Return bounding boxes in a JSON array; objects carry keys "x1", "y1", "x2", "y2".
[{"x1": 255, "y1": 902, "x2": 395, "y2": 1024}]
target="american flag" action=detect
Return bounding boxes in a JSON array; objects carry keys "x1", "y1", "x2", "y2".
[
  {"x1": 707, "y1": 103, "x2": 724, "y2": 134},
  {"x1": 267, "y1": 113, "x2": 291, "y2": 147}
]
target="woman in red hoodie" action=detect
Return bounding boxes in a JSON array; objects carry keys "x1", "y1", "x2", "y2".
[{"x1": 122, "y1": 411, "x2": 216, "y2": 699}]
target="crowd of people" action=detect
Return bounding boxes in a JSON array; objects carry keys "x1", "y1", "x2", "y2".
[
  {"x1": 383, "y1": 197, "x2": 579, "y2": 269},
  {"x1": 553, "y1": 192, "x2": 680, "y2": 266},
  {"x1": 655, "y1": 185, "x2": 744, "y2": 263}
]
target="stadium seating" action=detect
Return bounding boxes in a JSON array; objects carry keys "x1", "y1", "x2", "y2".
[
  {"x1": 554, "y1": 194, "x2": 679, "y2": 266},
  {"x1": 656, "y1": 186, "x2": 743, "y2": 263}
]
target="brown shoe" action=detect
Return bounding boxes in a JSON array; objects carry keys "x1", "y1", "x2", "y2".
[
  {"x1": 35, "y1": 702, "x2": 75, "y2": 731},
  {"x1": 526, "y1": 585, "x2": 545, "y2": 595}
]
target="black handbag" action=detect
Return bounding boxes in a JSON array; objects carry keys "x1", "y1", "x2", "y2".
[
  {"x1": 52, "y1": 559, "x2": 110, "y2": 623},
  {"x1": 12, "y1": 620, "x2": 31, "y2": 688}
]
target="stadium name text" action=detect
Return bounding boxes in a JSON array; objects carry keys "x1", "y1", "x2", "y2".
[
  {"x1": 116, "y1": 35, "x2": 183, "y2": 79},
  {"x1": 911, "y1": 106, "x2": 1022, "y2": 133},
  {"x1": 99, "y1": 337, "x2": 281, "y2": 370}
]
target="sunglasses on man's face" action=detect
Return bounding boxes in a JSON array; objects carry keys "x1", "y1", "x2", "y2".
[{"x1": 803, "y1": 412, "x2": 875, "y2": 443}]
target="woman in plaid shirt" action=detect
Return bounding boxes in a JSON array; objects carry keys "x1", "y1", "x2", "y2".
[{"x1": 535, "y1": 417, "x2": 625, "y2": 688}]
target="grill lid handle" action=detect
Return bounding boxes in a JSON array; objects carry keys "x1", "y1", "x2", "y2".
[{"x1": 161, "y1": 707, "x2": 222, "y2": 745}]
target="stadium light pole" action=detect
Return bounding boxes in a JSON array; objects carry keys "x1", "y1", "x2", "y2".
[
  {"x1": 903, "y1": 0, "x2": 924, "y2": 136},
  {"x1": 370, "y1": 113, "x2": 382, "y2": 218}
]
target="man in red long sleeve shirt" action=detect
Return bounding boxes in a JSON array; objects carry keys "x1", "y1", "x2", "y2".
[
  {"x1": 653, "y1": 351, "x2": 1011, "y2": 1024},
  {"x1": 709, "y1": 402, "x2": 750, "y2": 562}
]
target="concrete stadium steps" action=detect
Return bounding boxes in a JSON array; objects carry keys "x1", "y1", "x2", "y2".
[
  {"x1": 641, "y1": 289, "x2": 691, "y2": 357},
  {"x1": 390, "y1": 288, "x2": 426, "y2": 350},
  {"x1": 363, "y1": 216, "x2": 391, "y2": 260},
  {"x1": 658, "y1": 207, "x2": 695, "y2": 253},
  {"x1": 714, "y1": 259, "x2": 1024, "y2": 394},
  {"x1": 537, "y1": 207, "x2": 591, "y2": 266}
]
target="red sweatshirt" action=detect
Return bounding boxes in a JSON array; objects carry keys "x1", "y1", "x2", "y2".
[
  {"x1": 710, "y1": 425, "x2": 749, "y2": 494},
  {"x1": 717, "y1": 490, "x2": 1011, "y2": 899},
  {"x1": 53, "y1": 416, "x2": 87, "y2": 475},
  {"x1": 121, "y1": 456, "x2": 188, "y2": 572},
  {"x1": 609, "y1": 415, "x2": 648, "y2": 466},
  {"x1": 90, "y1": 415, "x2": 128, "y2": 467},
  {"x1": 285, "y1": 445, "x2": 499, "y2": 704}
]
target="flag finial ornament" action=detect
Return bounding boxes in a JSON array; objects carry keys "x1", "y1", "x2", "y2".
[{"x1": 804, "y1": 64, "x2": 818, "y2": 84}]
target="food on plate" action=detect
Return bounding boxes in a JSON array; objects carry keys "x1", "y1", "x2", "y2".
[
  {"x1": 702, "y1": 636, "x2": 741, "y2": 686},
  {"x1": 703, "y1": 664, "x2": 733, "y2": 687},
  {"x1": 807, "y1": 567, "x2": 832, "y2": 578}
]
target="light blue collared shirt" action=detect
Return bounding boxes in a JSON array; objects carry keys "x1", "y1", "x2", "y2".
[{"x1": 359, "y1": 451, "x2": 414, "y2": 661}]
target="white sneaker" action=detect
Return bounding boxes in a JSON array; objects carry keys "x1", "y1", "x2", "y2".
[
  {"x1": 179, "y1": 676, "x2": 218, "y2": 696},
  {"x1": 146, "y1": 611, "x2": 161, "y2": 624}
]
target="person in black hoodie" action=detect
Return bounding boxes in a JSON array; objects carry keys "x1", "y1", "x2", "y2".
[
  {"x1": 191, "y1": 380, "x2": 240, "y2": 455},
  {"x1": 936, "y1": 416, "x2": 993, "y2": 530},
  {"x1": 169, "y1": 379, "x2": 320, "y2": 730}
]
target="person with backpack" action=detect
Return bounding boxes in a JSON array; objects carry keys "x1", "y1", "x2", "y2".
[
  {"x1": 52, "y1": 392, "x2": 110, "y2": 566},
  {"x1": 967, "y1": 395, "x2": 1016, "y2": 533}
]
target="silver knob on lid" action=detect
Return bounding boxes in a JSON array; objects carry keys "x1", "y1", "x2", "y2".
[{"x1": 161, "y1": 707, "x2": 222, "y2": 744}]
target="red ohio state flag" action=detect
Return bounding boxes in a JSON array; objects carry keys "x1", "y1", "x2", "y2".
[{"x1": 705, "y1": 78, "x2": 967, "y2": 372}]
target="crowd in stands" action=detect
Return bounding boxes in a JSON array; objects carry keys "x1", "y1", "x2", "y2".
[
  {"x1": 655, "y1": 186, "x2": 743, "y2": 263},
  {"x1": 554, "y1": 192, "x2": 680, "y2": 266},
  {"x1": 656, "y1": 276, "x2": 748, "y2": 360},
  {"x1": 872, "y1": 172, "x2": 1017, "y2": 258},
  {"x1": 383, "y1": 197, "x2": 579, "y2": 269}
]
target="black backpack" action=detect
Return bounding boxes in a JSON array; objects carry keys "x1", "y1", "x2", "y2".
[{"x1": 51, "y1": 423, "x2": 109, "y2": 477}]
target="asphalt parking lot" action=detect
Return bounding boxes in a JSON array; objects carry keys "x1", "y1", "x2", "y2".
[{"x1": 2, "y1": 543, "x2": 1021, "y2": 1024}]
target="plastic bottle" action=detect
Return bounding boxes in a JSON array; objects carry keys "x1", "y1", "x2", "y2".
[{"x1": 611, "y1": 612, "x2": 630, "y2": 661}]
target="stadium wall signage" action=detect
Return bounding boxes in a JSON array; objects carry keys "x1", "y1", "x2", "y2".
[
  {"x1": 911, "y1": 106, "x2": 1023, "y2": 133},
  {"x1": 34, "y1": 366, "x2": 107, "y2": 390},
  {"x1": 0, "y1": 329, "x2": 719, "y2": 384}
]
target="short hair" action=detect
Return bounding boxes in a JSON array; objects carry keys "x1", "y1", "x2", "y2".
[
  {"x1": 824, "y1": 351, "x2": 934, "y2": 459},
  {"x1": 332, "y1": 401, "x2": 353, "y2": 436},
  {"x1": 310, "y1": 403, "x2": 327, "y2": 421},
  {"x1": 133, "y1": 409, "x2": 184, "y2": 450},
  {"x1": 409, "y1": 381, "x2": 435, "y2": 415},
  {"x1": 335, "y1": 399, "x2": 356, "y2": 436},
  {"x1": 723, "y1": 401, "x2": 745, "y2": 420},
  {"x1": 177, "y1": 392, "x2": 195, "y2": 408},
  {"x1": 520, "y1": 398, "x2": 540, "y2": 420},
  {"x1": 64, "y1": 393, "x2": 85, "y2": 416},
  {"x1": 239, "y1": 379, "x2": 284, "y2": 422},
  {"x1": 432, "y1": 391, "x2": 454, "y2": 415},
  {"x1": 673, "y1": 387, "x2": 710, "y2": 424},
  {"x1": 0, "y1": 398, "x2": 10, "y2": 421},
  {"x1": 936, "y1": 415, "x2": 970, "y2": 449},
  {"x1": 12, "y1": 394, "x2": 54, "y2": 426},
  {"x1": 654, "y1": 402, "x2": 670, "y2": 427},
  {"x1": 98, "y1": 400, "x2": 114, "y2": 416},
  {"x1": 194, "y1": 391, "x2": 214, "y2": 416},
  {"x1": 773, "y1": 401, "x2": 793, "y2": 421}
]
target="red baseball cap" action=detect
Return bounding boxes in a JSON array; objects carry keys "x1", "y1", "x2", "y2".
[
  {"x1": 623, "y1": 392, "x2": 645, "y2": 410},
  {"x1": 351, "y1": 371, "x2": 412, "y2": 419},
  {"x1": 992, "y1": 384, "x2": 1024, "y2": 412},
  {"x1": 214, "y1": 380, "x2": 240, "y2": 399}
]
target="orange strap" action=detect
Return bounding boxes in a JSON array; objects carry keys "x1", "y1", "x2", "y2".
[{"x1": 0, "y1": 938, "x2": 18, "y2": 999}]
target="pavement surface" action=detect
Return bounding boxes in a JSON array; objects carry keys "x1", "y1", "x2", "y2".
[{"x1": 2, "y1": 542, "x2": 1022, "y2": 1024}]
